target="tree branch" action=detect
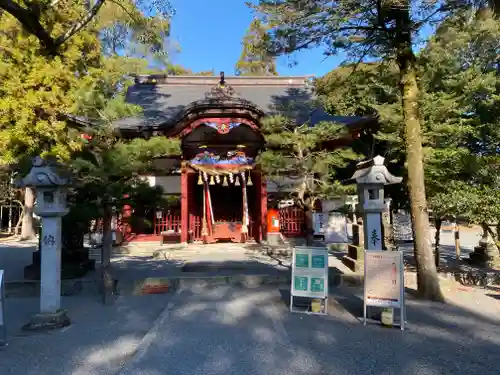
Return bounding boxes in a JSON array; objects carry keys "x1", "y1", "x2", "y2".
[
  {"x1": 54, "y1": 0, "x2": 105, "y2": 46},
  {"x1": 0, "y1": 0, "x2": 57, "y2": 51},
  {"x1": 0, "y1": 0, "x2": 106, "y2": 54}
]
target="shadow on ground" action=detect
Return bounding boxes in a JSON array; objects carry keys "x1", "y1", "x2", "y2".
[
  {"x1": 117, "y1": 282, "x2": 500, "y2": 375},
  {"x1": 0, "y1": 294, "x2": 173, "y2": 375},
  {"x1": 2, "y1": 281, "x2": 500, "y2": 375}
]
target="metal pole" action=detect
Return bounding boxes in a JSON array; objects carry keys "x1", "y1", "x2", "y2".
[
  {"x1": 7, "y1": 205, "x2": 12, "y2": 234},
  {"x1": 400, "y1": 252, "x2": 405, "y2": 331},
  {"x1": 0, "y1": 270, "x2": 6, "y2": 345},
  {"x1": 363, "y1": 251, "x2": 367, "y2": 326}
]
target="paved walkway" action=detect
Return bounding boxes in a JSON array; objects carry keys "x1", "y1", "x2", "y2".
[
  {"x1": 117, "y1": 283, "x2": 500, "y2": 375},
  {"x1": 1, "y1": 282, "x2": 500, "y2": 375}
]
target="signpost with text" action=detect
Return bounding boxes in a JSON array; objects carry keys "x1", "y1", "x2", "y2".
[
  {"x1": 363, "y1": 251, "x2": 405, "y2": 330},
  {"x1": 290, "y1": 246, "x2": 329, "y2": 315}
]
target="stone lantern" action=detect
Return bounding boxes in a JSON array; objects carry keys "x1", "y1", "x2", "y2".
[
  {"x1": 17, "y1": 156, "x2": 70, "y2": 329},
  {"x1": 349, "y1": 155, "x2": 402, "y2": 251}
]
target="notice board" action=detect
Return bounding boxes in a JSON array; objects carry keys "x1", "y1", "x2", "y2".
[
  {"x1": 291, "y1": 246, "x2": 329, "y2": 299},
  {"x1": 364, "y1": 251, "x2": 404, "y2": 309}
]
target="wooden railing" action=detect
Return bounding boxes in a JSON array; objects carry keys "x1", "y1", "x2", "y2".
[{"x1": 279, "y1": 206, "x2": 306, "y2": 237}]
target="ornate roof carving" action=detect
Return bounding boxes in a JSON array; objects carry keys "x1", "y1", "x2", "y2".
[{"x1": 204, "y1": 72, "x2": 237, "y2": 100}]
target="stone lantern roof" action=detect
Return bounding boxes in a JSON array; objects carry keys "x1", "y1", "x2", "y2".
[
  {"x1": 348, "y1": 155, "x2": 402, "y2": 185},
  {"x1": 16, "y1": 157, "x2": 70, "y2": 188}
]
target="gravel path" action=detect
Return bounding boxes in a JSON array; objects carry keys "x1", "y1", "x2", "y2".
[
  {"x1": 118, "y1": 283, "x2": 500, "y2": 375},
  {"x1": 0, "y1": 294, "x2": 172, "y2": 375}
]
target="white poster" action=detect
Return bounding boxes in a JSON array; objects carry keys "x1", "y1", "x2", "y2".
[
  {"x1": 325, "y1": 212, "x2": 348, "y2": 243},
  {"x1": 312, "y1": 213, "x2": 326, "y2": 234}
]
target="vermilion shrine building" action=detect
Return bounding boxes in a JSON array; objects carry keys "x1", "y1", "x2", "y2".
[{"x1": 76, "y1": 74, "x2": 376, "y2": 244}]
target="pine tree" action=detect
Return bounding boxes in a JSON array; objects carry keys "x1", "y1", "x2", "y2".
[
  {"x1": 259, "y1": 115, "x2": 358, "y2": 245},
  {"x1": 69, "y1": 125, "x2": 180, "y2": 303},
  {"x1": 235, "y1": 19, "x2": 278, "y2": 76}
]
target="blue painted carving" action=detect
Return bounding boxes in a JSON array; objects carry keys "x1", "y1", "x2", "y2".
[{"x1": 190, "y1": 151, "x2": 254, "y2": 165}]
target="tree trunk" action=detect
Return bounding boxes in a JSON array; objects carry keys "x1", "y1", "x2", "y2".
[
  {"x1": 304, "y1": 207, "x2": 314, "y2": 246},
  {"x1": 20, "y1": 187, "x2": 36, "y2": 240},
  {"x1": 395, "y1": 3, "x2": 443, "y2": 301},
  {"x1": 434, "y1": 218, "x2": 442, "y2": 268},
  {"x1": 489, "y1": 0, "x2": 500, "y2": 16},
  {"x1": 101, "y1": 204, "x2": 114, "y2": 305}
]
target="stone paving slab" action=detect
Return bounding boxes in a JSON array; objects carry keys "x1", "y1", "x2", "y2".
[{"x1": 118, "y1": 283, "x2": 500, "y2": 375}]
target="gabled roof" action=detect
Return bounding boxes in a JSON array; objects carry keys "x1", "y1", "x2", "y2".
[
  {"x1": 65, "y1": 74, "x2": 377, "y2": 137},
  {"x1": 114, "y1": 75, "x2": 315, "y2": 130}
]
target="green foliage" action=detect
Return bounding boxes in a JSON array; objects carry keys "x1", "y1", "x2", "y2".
[
  {"x1": 314, "y1": 8, "x2": 500, "y2": 226},
  {"x1": 235, "y1": 19, "x2": 277, "y2": 76},
  {"x1": 0, "y1": 9, "x2": 101, "y2": 164},
  {"x1": 259, "y1": 115, "x2": 358, "y2": 208},
  {"x1": 420, "y1": 9, "x2": 500, "y2": 225},
  {"x1": 0, "y1": 0, "x2": 175, "y2": 56},
  {"x1": 67, "y1": 124, "x2": 180, "y2": 223}
]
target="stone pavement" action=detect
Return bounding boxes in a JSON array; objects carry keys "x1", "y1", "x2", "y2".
[
  {"x1": 0, "y1": 294, "x2": 172, "y2": 375},
  {"x1": 117, "y1": 283, "x2": 500, "y2": 375}
]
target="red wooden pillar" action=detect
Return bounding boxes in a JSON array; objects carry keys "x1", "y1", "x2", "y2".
[
  {"x1": 260, "y1": 169, "x2": 268, "y2": 242},
  {"x1": 188, "y1": 173, "x2": 195, "y2": 242},
  {"x1": 180, "y1": 165, "x2": 189, "y2": 243}
]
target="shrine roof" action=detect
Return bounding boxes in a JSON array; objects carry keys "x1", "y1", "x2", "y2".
[{"x1": 110, "y1": 75, "x2": 376, "y2": 134}]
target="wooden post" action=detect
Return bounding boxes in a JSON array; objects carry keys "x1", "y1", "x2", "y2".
[
  {"x1": 180, "y1": 165, "x2": 189, "y2": 243},
  {"x1": 260, "y1": 169, "x2": 267, "y2": 242}
]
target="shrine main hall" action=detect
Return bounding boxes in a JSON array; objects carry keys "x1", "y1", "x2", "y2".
[{"x1": 74, "y1": 74, "x2": 375, "y2": 244}]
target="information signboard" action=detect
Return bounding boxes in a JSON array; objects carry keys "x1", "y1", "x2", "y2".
[
  {"x1": 0, "y1": 270, "x2": 5, "y2": 345},
  {"x1": 363, "y1": 251, "x2": 405, "y2": 330},
  {"x1": 393, "y1": 212, "x2": 414, "y2": 242},
  {"x1": 290, "y1": 246, "x2": 329, "y2": 315}
]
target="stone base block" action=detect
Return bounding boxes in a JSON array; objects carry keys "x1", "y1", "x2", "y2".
[
  {"x1": 342, "y1": 255, "x2": 364, "y2": 273},
  {"x1": 347, "y1": 244, "x2": 364, "y2": 261},
  {"x1": 22, "y1": 310, "x2": 71, "y2": 332},
  {"x1": 328, "y1": 243, "x2": 348, "y2": 252}
]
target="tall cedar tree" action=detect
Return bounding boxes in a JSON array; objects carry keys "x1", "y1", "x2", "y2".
[
  {"x1": 259, "y1": 116, "x2": 358, "y2": 245},
  {"x1": 0, "y1": 0, "x2": 175, "y2": 55},
  {"x1": 250, "y1": 0, "x2": 467, "y2": 300},
  {"x1": 235, "y1": 19, "x2": 278, "y2": 76},
  {"x1": 314, "y1": 8, "x2": 500, "y2": 260}
]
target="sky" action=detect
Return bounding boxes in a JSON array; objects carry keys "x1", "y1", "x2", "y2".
[{"x1": 167, "y1": 0, "x2": 344, "y2": 77}]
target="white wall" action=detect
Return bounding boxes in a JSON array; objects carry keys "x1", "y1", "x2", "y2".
[
  {"x1": 155, "y1": 176, "x2": 181, "y2": 194},
  {"x1": 266, "y1": 177, "x2": 304, "y2": 193}
]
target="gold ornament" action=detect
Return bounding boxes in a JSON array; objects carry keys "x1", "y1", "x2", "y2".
[
  {"x1": 235, "y1": 176, "x2": 240, "y2": 186},
  {"x1": 197, "y1": 173, "x2": 203, "y2": 185},
  {"x1": 209, "y1": 175, "x2": 215, "y2": 185},
  {"x1": 247, "y1": 173, "x2": 253, "y2": 186},
  {"x1": 222, "y1": 175, "x2": 228, "y2": 186}
]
